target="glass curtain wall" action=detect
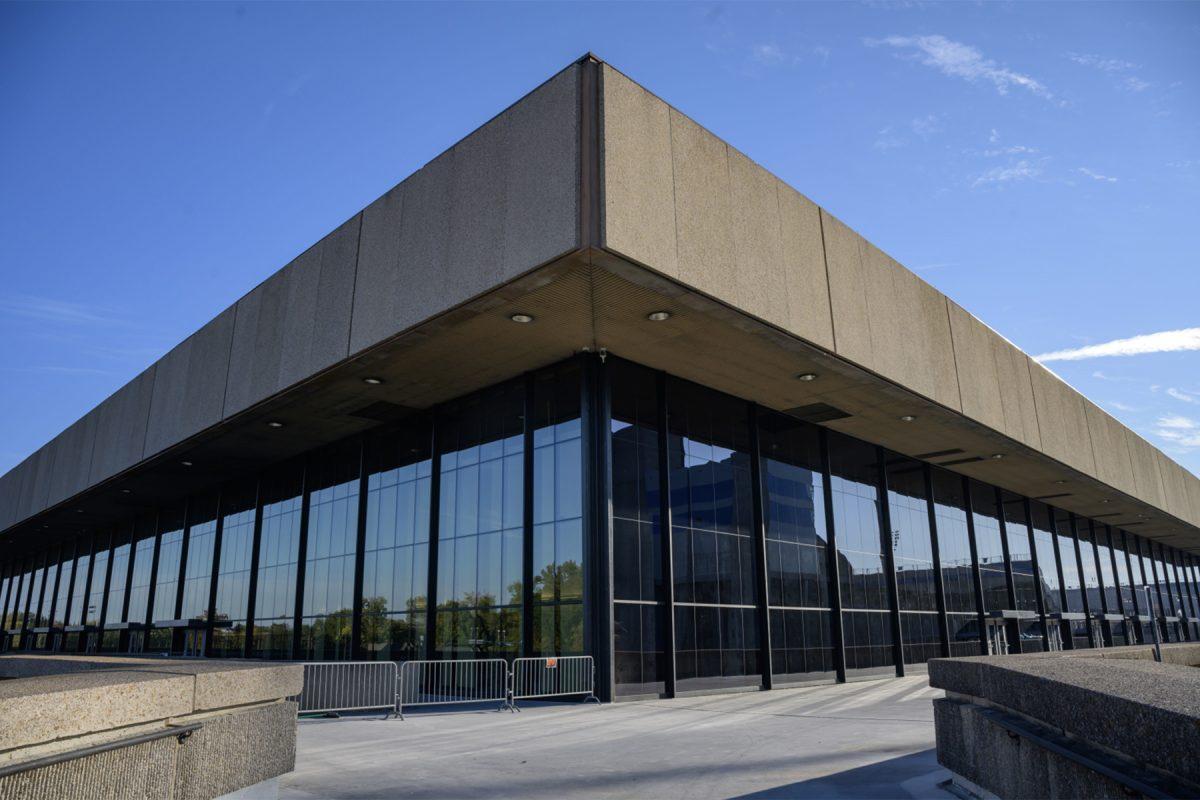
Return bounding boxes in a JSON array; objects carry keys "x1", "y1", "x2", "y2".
[
  {"x1": 1051, "y1": 510, "x2": 1087, "y2": 648},
  {"x1": 300, "y1": 443, "x2": 360, "y2": 660},
  {"x1": 361, "y1": 419, "x2": 433, "y2": 662},
  {"x1": 434, "y1": 382, "x2": 525, "y2": 660},
  {"x1": 668, "y1": 378, "x2": 759, "y2": 691},
  {"x1": 149, "y1": 508, "x2": 185, "y2": 651},
  {"x1": 611, "y1": 361, "x2": 666, "y2": 697},
  {"x1": 971, "y1": 482, "x2": 1008, "y2": 616},
  {"x1": 50, "y1": 547, "x2": 74, "y2": 638},
  {"x1": 1112, "y1": 531, "x2": 1140, "y2": 643},
  {"x1": 531, "y1": 362, "x2": 585, "y2": 656},
  {"x1": 126, "y1": 517, "x2": 157, "y2": 633},
  {"x1": 251, "y1": 467, "x2": 303, "y2": 659},
  {"x1": 931, "y1": 471, "x2": 980, "y2": 656},
  {"x1": 100, "y1": 529, "x2": 131, "y2": 651},
  {"x1": 1094, "y1": 527, "x2": 1127, "y2": 645},
  {"x1": 1000, "y1": 493, "x2": 1041, "y2": 650},
  {"x1": 828, "y1": 433, "x2": 892, "y2": 673},
  {"x1": 886, "y1": 457, "x2": 940, "y2": 665},
  {"x1": 64, "y1": 539, "x2": 91, "y2": 651},
  {"x1": 211, "y1": 483, "x2": 257, "y2": 657},
  {"x1": 760, "y1": 411, "x2": 833, "y2": 682}
]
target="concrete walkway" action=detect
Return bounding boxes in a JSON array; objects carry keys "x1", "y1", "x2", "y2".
[{"x1": 281, "y1": 675, "x2": 949, "y2": 800}]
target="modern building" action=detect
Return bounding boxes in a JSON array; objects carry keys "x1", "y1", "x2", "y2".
[{"x1": 2, "y1": 55, "x2": 1198, "y2": 701}]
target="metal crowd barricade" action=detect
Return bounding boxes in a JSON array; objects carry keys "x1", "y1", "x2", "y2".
[
  {"x1": 397, "y1": 658, "x2": 511, "y2": 719},
  {"x1": 510, "y1": 655, "x2": 599, "y2": 709},
  {"x1": 297, "y1": 661, "x2": 399, "y2": 717}
]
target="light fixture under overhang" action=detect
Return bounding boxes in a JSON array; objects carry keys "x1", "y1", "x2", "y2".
[
  {"x1": 510, "y1": 313, "x2": 534, "y2": 324},
  {"x1": 647, "y1": 310, "x2": 671, "y2": 322},
  {"x1": 362, "y1": 377, "x2": 384, "y2": 386},
  {"x1": 899, "y1": 415, "x2": 916, "y2": 422},
  {"x1": 181, "y1": 460, "x2": 193, "y2": 467},
  {"x1": 266, "y1": 421, "x2": 284, "y2": 429},
  {"x1": 796, "y1": 372, "x2": 818, "y2": 382},
  {"x1": 990, "y1": 453, "x2": 1005, "y2": 460}
]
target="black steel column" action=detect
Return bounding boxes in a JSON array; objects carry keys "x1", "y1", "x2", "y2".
[
  {"x1": 657, "y1": 371, "x2": 678, "y2": 697},
  {"x1": 995, "y1": 488, "x2": 1020, "y2": 654},
  {"x1": 204, "y1": 491, "x2": 226, "y2": 657},
  {"x1": 26, "y1": 550, "x2": 48, "y2": 634},
  {"x1": 120, "y1": 523, "x2": 137, "y2": 650},
  {"x1": 424, "y1": 416, "x2": 442, "y2": 660},
  {"x1": 1102, "y1": 527, "x2": 1125, "y2": 617},
  {"x1": 351, "y1": 436, "x2": 370, "y2": 660},
  {"x1": 242, "y1": 479, "x2": 265, "y2": 659},
  {"x1": 45, "y1": 547, "x2": 64, "y2": 634},
  {"x1": 291, "y1": 462, "x2": 312, "y2": 659},
  {"x1": 1051, "y1": 515, "x2": 1073, "y2": 649},
  {"x1": 819, "y1": 429, "x2": 847, "y2": 683},
  {"x1": 59, "y1": 539, "x2": 79, "y2": 638},
  {"x1": 876, "y1": 449, "x2": 905, "y2": 677},
  {"x1": 173, "y1": 504, "x2": 191, "y2": 621},
  {"x1": 584, "y1": 354, "x2": 614, "y2": 700},
  {"x1": 1121, "y1": 531, "x2": 1143, "y2": 642},
  {"x1": 748, "y1": 404, "x2": 773, "y2": 689},
  {"x1": 144, "y1": 513, "x2": 162, "y2": 630},
  {"x1": 96, "y1": 531, "x2": 115, "y2": 633},
  {"x1": 1024, "y1": 499, "x2": 1050, "y2": 652},
  {"x1": 521, "y1": 372, "x2": 536, "y2": 658},
  {"x1": 923, "y1": 464, "x2": 951, "y2": 658},
  {"x1": 961, "y1": 477, "x2": 988, "y2": 655},
  {"x1": 1069, "y1": 515, "x2": 1095, "y2": 648},
  {"x1": 76, "y1": 534, "x2": 96, "y2": 651}
]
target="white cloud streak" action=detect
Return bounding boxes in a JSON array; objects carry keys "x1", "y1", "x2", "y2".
[
  {"x1": 972, "y1": 160, "x2": 1041, "y2": 188},
  {"x1": 1067, "y1": 53, "x2": 1137, "y2": 73},
  {"x1": 1077, "y1": 167, "x2": 1117, "y2": 183},
  {"x1": 867, "y1": 35, "x2": 1052, "y2": 99},
  {"x1": 1035, "y1": 328, "x2": 1200, "y2": 362},
  {"x1": 1167, "y1": 387, "x2": 1199, "y2": 404}
]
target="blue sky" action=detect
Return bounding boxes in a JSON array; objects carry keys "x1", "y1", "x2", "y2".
[{"x1": 1, "y1": 1, "x2": 1198, "y2": 477}]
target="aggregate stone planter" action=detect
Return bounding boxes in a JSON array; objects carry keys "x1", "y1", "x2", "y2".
[
  {"x1": 929, "y1": 643, "x2": 1200, "y2": 799},
  {"x1": 0, "y1": 655, "x2": 303, "y2": 800}
]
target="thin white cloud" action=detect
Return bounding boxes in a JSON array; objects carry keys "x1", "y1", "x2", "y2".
[
  {"x1": 867, "y1": 34, "x2": 1052, "y2": 99},
  {"x1": 0, "y1": 295, "x2": 124, "y2": 327},
  {"x1": 910, "y1": 114, "x2": 941, "y2": 138},
  {"x1": 1159, "y1": 414, "x2": 1197, "y2": 429},
  {"x1": 1124, "y1": 76, "x2": 1152, "y2": 92},
  {"x1": 983, "y1": 145, "x2": 1038, "y2": 157},
  {"x1": 1155, "y1": 415, "x2": 1200, "y2": 448},
  {"x1": 1066, "y1": 52, "x2": 1137, "y2": 73},
  {"x1": 1107, "y1": 400, "x2": 1136, "y2": 412},
  {"x1": 751, "y1": 43, "x2": 787, "y2": 66},
  {"x1": 1167, "y1": 387, "x2": 1199, "y2": 404},
  {"x1": 1078, "y1": 167, "x2": 1117, "y2": 183},
  {"x1": 874, "y1": 125, "x2": 905, "y2": 150},
  {"x1": 1035, "y1": 327, "x2": 1200, "y2": 362},
  {"x1": 1092, "y1": 370, "x2": 1135, "y2": 382},
  {"x1": 972, "y1": 160, "x2": 1041, "y2": 188},
  {"x1": 989, "y1": 128, "x2": 1000, "y2": 144}
]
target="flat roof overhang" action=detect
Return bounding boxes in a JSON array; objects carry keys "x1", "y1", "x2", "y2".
[{"x1": 7, "y1": 250, "x2": 1198, "y2": 555}]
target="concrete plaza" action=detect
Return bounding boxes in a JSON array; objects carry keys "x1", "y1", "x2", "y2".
[{"x1": 281, "y1": 675, "x2": 948, "y2": 799}]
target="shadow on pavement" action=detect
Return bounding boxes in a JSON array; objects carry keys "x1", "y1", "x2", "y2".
[{"x1": 730, "y1": 749, "x2": 949, "y2": 800}]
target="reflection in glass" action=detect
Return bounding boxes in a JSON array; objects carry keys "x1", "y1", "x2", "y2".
[
  {"x1": 126, "y1": 518, "x2": 157, "y2": 629},
  {"x1": 180, "y1": 498, "x2": 218, "y2": 622},
  {"x1": 669, "y1": 378, "x2": 759, "y2": 690},
  {"x1": 931, "y1": 471, "x2": 980, "y2": 656},
  {"x1": 761, "y1": 412, "x2": 833, "y2": 679},
  {"x1": 252, "y1": 468, "x2": 302, "y2": 659},
  {"x1": 887, "y1": 457, "x2": 939, "y2": 664},
  {"x1": 435, "y1": 382, "x2": 525, "y2": 659},
  {"x1": 829, "y1": 433, "x2": 891, "y2": 671},
  {"x1": 611, "y1": 361, "x2": 666, "y2": 695},
  {"x1": 532, "y1": 363, "x2": 584, "y2": 656},
  {"x1": 212, "y1": 483, "x2": 257, "y2": 657},
  {"x1": 301, "y1": 444, "x2": 360, "y2": 660},
  {"x1": 362, "y1": 419, "x2": 432, "y2": 662}
]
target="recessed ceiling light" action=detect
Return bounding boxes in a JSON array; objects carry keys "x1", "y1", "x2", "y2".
[
  {"x1": 181, "y1": 460, "x2": 193, "y2": 467},
  {"x1": 899, "y1": 415, "x2": 916, "y2": 422},
  {"x1": 75, "y1": 509, "x2": 84, "y2": 514},
  {"x1": 120, "y1": 489, "x2": 132, "y2": 495},
  {"x1": 266, "y1": 421, "x2": 284, "y2": 429},
  {"x1": 796, "y1": 373, "x2": 818, "y2": 382},
  {"x1": 362, "y1": 377, "x2": 384, "y2": 386},
  {"x1": 990, "y1": 453, "x2": 1004, "y2": 460},
  {"x1": 647, "y1": 311, "x2": 671, "y2": 322},
  {"x1": 510, "y1": 313, "x2": 534, "y2": 324},
  {"x1": 1054, "y1": 479, "x2": 1067, "y2": 485},
  {"x1": 1100, "y1": 499, "x2": 1110, "y2": 504}
]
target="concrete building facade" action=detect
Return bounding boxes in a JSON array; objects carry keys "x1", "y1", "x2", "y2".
[{"x1": 2, "y1": 56, "x2": 1199, "y2": 700}]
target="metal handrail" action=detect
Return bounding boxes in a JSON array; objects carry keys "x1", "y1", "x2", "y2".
[{"x1": 0, "y1": 723, "x2": 201, "y2": 779}]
